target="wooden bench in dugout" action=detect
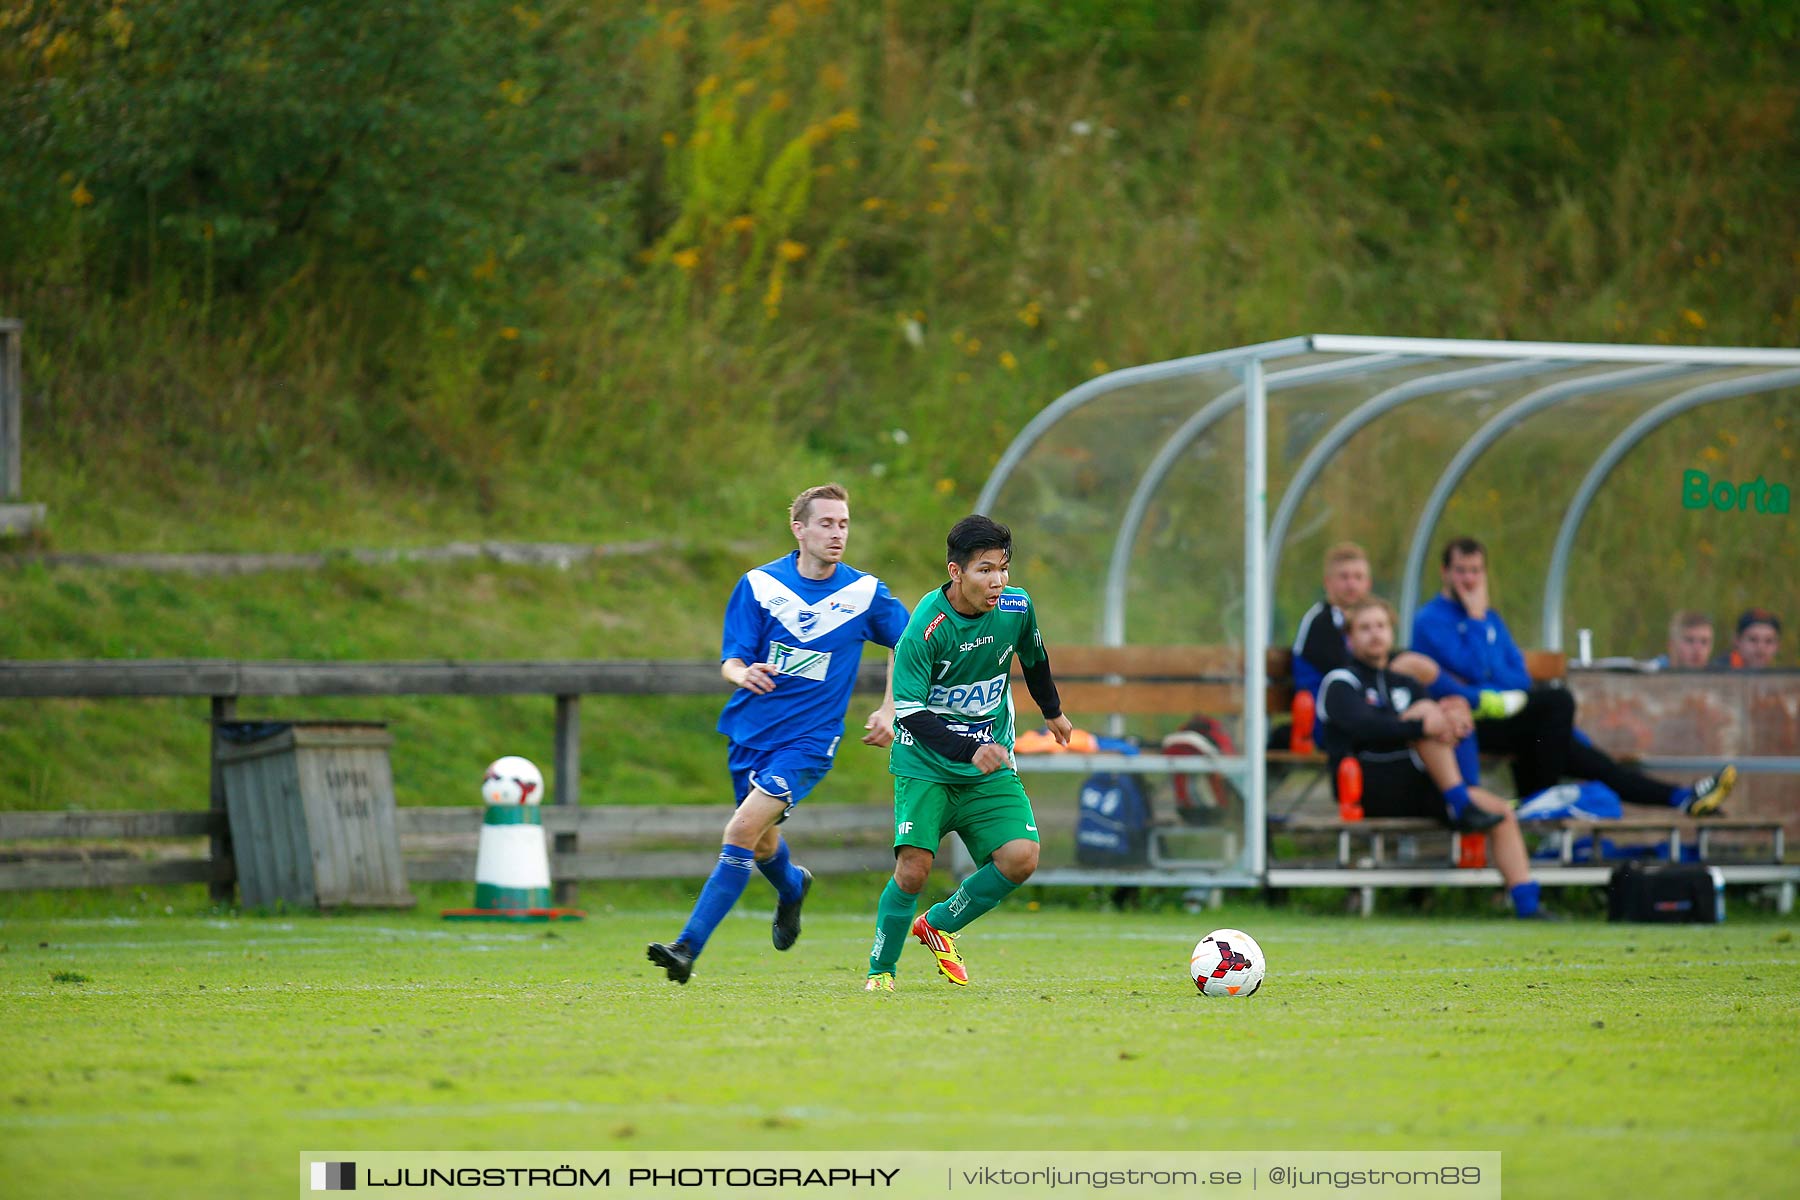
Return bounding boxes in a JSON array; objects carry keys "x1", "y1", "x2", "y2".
[{"x1": 1012, "y1": 644, "x2": 1793, "y2": 907}]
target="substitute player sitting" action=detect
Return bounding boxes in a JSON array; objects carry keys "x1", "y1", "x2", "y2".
[
  {"x1": 1318, "y1": 597, "x2": 1552, "y2": 920},
  {"x1": 647, "y1": 484, "x2": 909, "y2": 984},
  {"x1": 863, "y1": 515, "x2": 1072, "y2": 992}
]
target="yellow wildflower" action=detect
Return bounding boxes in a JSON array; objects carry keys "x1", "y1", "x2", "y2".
[
  {"x1": 777, "y1": 240, "x2": 808, "y2": 261},
  {"x1": 999, "y1": 351, "x2": 1018, "y2": 372},
  {"x1": 1682, "y1": 308, "x2": 1706, "y2": 329},
  {"x1": 861, "y1": 197, "x2": 886, "y2": 211},
  {"x1": 819, "y1": 63, "x2": 848, "y2": 94},
  {"x1": 726, "y1": 215, "x2": 756, "y2": 234},
  {"x1": 671, "y1": 248, "x2": 701, "y2": 271},
  {"x1": 500, "y1": 326, "x2": 520, "y2": 341},
  {"x1": 70, "y1": 182, "x2": 94, "y2": 207},
  {"x1": 934, "y1": 478, "x2": 956, "y2": 496}
]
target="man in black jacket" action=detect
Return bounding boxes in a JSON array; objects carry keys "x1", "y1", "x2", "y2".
[{"x1": 1318, "y1": 597, "x2": 1550, "y2": 919}]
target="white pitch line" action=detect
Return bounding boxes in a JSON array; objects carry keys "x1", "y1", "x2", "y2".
[{"x1": 6, "y1": 1098, "x2": 1789, "y2": 1148}]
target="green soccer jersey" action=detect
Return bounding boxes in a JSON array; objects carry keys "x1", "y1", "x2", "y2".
[{"x1": 888, "y1": 583, "x2": 1048, "y2": 781}]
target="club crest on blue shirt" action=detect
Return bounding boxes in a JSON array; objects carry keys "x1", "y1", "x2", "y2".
[{"x1": 796, "y1": 609, "x2": 819, "y2": 634}]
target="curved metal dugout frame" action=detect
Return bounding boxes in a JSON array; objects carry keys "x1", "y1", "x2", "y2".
[
  {"x1": 1395, "y1": 362, "x2": 1705, "y2": 632},
  {"x1": 974, "y1": 336, "x2": 1311, "y2": 516},
  {"x1": 1539, "y1": 367, "x2": 1800, "y2": 648},
  {"x1": 1263, "y1": 358, "x2": 1567, "y2": 594},
  {"x1": 1100, "y1": 353, "x2": 1412, "y2": 646}
]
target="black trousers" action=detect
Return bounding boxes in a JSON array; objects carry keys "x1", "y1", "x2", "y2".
[{"x1": 1474, "y1": 686, "x2": 1676, "y2": 807}]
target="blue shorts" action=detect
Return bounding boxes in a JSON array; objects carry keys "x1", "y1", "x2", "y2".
[{"x1": 727, "y1": 741, "x2": 833, "y2": 823}]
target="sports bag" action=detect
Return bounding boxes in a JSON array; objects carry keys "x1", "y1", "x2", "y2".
[
  {"x1": 1074, "y1": 772, "x2": 1154, "y2": 866},
  {"x1": 1607, "y1": 861, "x2": 1723, "y2": 923}
]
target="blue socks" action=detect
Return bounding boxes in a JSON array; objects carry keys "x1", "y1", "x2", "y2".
[
  {"x1": 1668, "y1": 786, "x2": 1694, "y2": 810},
  {"x1": 1454, "y1": 735, "x2": 1481, "y2": 787},
  {"x1": 1509, "y1": 881, "x2": 1541, "y2": 918},
  {"x1": 677, "y1": 844, "x2": 756, "y2": 954},
  {"x1": 1443, "y1": 782, "x2": 1473, "y2": 819},
  {"x1": 756, "y1": 835, "x2": 806, "y2": 903}
]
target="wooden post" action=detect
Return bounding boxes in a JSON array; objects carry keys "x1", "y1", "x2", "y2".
[
  {"x1": 553, "y1": 694, "x2": 580, "y2": 907},
  {"x1": 0, "y1": 319, "x2": 18, "y2": 501},
  {"x1": 209, "y1": 695, "x2": 237, "y2": 903}
]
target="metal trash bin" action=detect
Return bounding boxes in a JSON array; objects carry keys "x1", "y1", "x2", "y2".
[{"x1": 216, "y1": 721, "x2": 414, "y2": 909}]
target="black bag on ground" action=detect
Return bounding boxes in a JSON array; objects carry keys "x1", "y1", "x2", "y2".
[
  {"x1": 1075, "y1": 772, "x2": 1154, "y2": 867},
  {"x1": 1607, "y1": 861, "x2": 1721, "y2": 923}
]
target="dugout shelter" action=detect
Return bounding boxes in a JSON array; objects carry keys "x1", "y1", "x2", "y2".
[{"x1": 974, "y1": 334, "x2": 1800, "y2": 893}]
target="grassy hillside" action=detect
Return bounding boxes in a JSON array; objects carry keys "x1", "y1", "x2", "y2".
[{"x1": 2, "y1": 0, "x2": 1797, "y2": 814}]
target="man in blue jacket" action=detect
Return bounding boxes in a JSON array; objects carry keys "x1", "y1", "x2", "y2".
[{"x1": 1411, "y1": 536, "x2": 1735, "y2": 814}]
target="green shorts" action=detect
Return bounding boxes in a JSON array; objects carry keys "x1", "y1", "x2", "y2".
[{"x1": 891, "y1": 771, "x2": 1039, "y2": 867}]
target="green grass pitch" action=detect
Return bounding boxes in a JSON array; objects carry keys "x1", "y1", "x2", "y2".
[{"x1": 4, "y1": 885, "x2": 1797, "y2": 1199}]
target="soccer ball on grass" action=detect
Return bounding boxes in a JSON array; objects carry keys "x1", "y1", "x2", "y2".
[
  {"x1": 481, "y1": 756, "x2": 545, "y2": 806},
  {"x1": 1190, "y1": 927, "x2": 1265, "y2": 997}
]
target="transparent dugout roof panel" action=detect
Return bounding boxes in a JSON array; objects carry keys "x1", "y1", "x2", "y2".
[{"x1": 979, "y1": 336, "x2": 1800, "y2": 656}]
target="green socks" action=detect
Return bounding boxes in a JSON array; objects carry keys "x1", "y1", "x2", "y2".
[
  {"x1": 868, "y1": 877, "x2": 919, "y2": 976},
  {"x1": 926, "y1": 862, "x2": 1020, "y2": 933}
]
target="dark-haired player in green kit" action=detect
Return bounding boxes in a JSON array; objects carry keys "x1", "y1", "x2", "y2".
[{"x1": 863, "y1": 514, "x2": 1072, "y2": 991}]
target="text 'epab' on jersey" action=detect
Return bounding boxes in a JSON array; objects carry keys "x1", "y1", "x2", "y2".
[
  {"x1": 889, "y1": 584, "x2": 1046, "y2": 781},
  {"x1": 717, "y1": 552, "x2": 910, "y2": 757}
]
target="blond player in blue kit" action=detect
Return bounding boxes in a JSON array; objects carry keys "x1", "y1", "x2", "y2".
[
  {"x1": 647, "y1": 484, "x2": 908, "y2": 984},
  {"x1": 862, "y1": 515, "x2": 1072, "y2": 992}
]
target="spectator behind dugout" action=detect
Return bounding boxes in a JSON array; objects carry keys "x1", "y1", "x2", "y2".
[
  {"x1": 1649, "y1": 610, "x2": 1714, "y2": 670},
  {"x1": 1719, "y1": 608, "x2": 1781, "y2": 670},
  {"x1": 1411, "y1": 536, "x2": 1737, "y2": 815},
  {"x1": 1316, "y1": 597, "x2": 1553, "y2": 920}
]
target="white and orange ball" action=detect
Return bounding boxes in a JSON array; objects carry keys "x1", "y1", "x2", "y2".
[
  {"x1": 1190, "y1": 927, "x2": 1265, "y2": 997},
  {"x1": 481, "y1": 756, "x2": 545, "y2": 806}
]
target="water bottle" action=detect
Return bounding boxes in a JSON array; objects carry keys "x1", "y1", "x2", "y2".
[
  {"x1": 1577, "y1": 628, "x2": 1593, "y2": 666},
  {"x1": 1291, "y1": 690, "x2": 1316, "y2": 755},
  {"x1": 1336, "y1": 756, "x2": 1364, "y2": 822},
  {"x1": 1709, "y1": 867, "x2": 1726, "y2": 922}
]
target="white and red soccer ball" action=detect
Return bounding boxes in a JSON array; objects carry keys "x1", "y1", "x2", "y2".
[
  {"x1": 1190, "y1": 927, "x2": 1265, "y2": 997},
  {"x1": 481, "y1": 756, "x2": 544, "y2": 806}
]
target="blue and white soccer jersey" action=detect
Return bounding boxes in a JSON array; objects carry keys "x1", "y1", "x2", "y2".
[{"x1": 718, "y1": 552, "x2": 909, "y2": 812}]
